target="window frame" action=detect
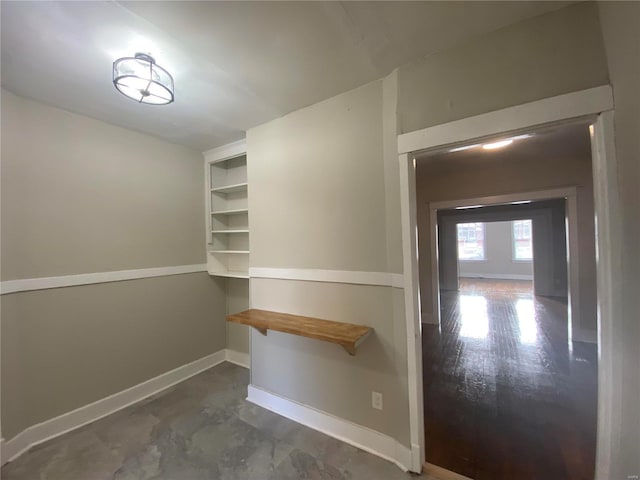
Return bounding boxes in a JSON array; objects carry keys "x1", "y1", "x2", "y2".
[
  {"x1": 456, "y1": 222, "x2": 486, "y2": 262},
  {"x1": 511, "y1": 219, "x2": 533, "y2": 262}
]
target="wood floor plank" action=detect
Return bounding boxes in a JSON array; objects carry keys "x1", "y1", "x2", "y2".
[{"x1": 423, "y1": 279, "x2": 597, "y2": 480}]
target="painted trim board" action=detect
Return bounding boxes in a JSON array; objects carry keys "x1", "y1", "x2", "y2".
[
  {"x1": 398, "y1": 152, "x2": 426, "y2": 472},
  {"x1": 398, "y1": 87, "x2": 616, "y2": 477},
  {"x1": 249, "y1": 267, "x2": 404, "y2": 289},
  {"x1": 247, "y1": 385, "x2": 412, "y2": 472},
  {"x1": 1, "y1": 349, "x2": 249, "y2": 465},
  {"x1": 225, "y1": 349, "x2": 250, "y2": 369},
  {"x1": 397, "y1": 85, "x2": 613, "y2": 154},
  {"x1": 0, "y1": 264, "x2": 207, "y2": 295},
  {"x1": 203, "y1": 139, "x2": 247, "y2": 163}
]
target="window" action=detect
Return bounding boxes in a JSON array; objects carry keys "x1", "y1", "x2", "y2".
[
  {"x1": 512, "y1": 219, "x2": 533, "y2": 260},
  {"x1": 457, "y1": 223, "x2": 485, "y2": 260}
]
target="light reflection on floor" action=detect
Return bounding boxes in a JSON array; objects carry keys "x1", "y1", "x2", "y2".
[
  {"x1": 459, "y1": 295, "x2": 489, "y2": 339},
  {"x1": 516, "y1": 298, "x2": 537, "y2": 345}
]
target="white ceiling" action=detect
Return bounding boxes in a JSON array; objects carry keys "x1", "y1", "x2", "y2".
[{"x1": 1, "y1": 1, "x2": 571, "y2": 151}]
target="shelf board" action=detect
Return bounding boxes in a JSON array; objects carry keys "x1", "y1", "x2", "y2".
[
  {"x1": 210, "y1": 208, "x2": 248, "y2": 216},
  {"x1": 226, "y1": 309, "x2": 373, "y2": 356},
  {"x1": 212, "y1": 229, "x2": 249, "y2": 234},
  {"x1": 210, "y1": 183, "x2": 248, "y2": 194},
  {"x1": 209, "y1": 153, "x2": 246, "y2": 165},
  {"x1": 208, "y1": 270, "x2": 249, "y2": 279},
  {"x1": 209, "y1": 250, "x2": 250, "y2": 254}
]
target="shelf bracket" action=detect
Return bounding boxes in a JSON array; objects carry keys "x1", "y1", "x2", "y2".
[{"x1": 342, "y1": 345, "x2": 356, "y2": 356}]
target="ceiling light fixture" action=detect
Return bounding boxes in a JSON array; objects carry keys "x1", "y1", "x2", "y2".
[
  {"x1": 482, "y1": 139, "x2": 513, "y2": 150},
  {"x1": 113, "y1": 53, "x2": 174, "y2": 105}
]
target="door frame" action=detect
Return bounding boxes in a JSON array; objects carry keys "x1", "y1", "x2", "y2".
[
  {"x1": 427, "y1": 186, "x2": 585, "y2": 344},
  {"x1": 398, "y1": 85, "x2": 619, "y2": 476}
]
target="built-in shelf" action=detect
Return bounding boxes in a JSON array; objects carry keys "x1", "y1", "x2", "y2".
[
  {"x1": 226, "y1": 309, "x2": 373, "y2": 356},
  {"x1": 210, "y1": 250, "x2": 250, "y2": 254},
  {"x1": 208, "y1": 270, "x2": 249, "y2": 279},
  {"x1": 210, "y1": 208, "x2": 249, "y2": 216},
  {"x1": 206, "y1": 142, "x2": 249, "y2": 284},
  {"x1": 210, "y1": 182, "x2": 248, "y2": 194}
]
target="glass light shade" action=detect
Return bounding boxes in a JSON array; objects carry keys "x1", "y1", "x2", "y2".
[{"x1": 113, "y1": 53, "x2": 174, "y2": 105}]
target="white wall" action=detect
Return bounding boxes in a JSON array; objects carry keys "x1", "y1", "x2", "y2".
[{"x1": 458, "y1": 221, "x2": 533, "y2": 280}]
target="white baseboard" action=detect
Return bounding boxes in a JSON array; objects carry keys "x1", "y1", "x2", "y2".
[
  {"x1": 246, "y1": 385, "x2": 412, "y2": 472},
  {"x1": 459, "y1": 273, "x2": 533, "y2": 281},
  {"x1": 225, "y1": 349, "x2": 250, "y2": 368},
  {"x1": 1, "y1": 349, "x2": 228, "y2": 465}
]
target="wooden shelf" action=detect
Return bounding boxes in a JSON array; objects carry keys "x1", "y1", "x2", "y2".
[
  {"x1": 211, "y1": 183, "x2": 248, "y2": 194},
  {"x1": 210, "y1": 208, "x2": 248, "y2": 216},
  {"x1": 212, "y1": 229, "x2": 249, "y2": 234},
  {"x1": 226, "y1": 309, "x2": 373, "y2": 356}
]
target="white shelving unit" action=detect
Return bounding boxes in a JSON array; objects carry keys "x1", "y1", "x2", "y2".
[
  {"x1": 204, "y1": 140, "x2": 249, "y2": 279},
  {"x1": 211, "y1": 183, "x2": 248, "y2": 194},
  {"x1": 210, "y1": 208, "x2": 249, "y2": 215}
]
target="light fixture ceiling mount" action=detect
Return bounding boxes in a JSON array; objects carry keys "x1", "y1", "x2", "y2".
[{"x1": 113, "y1": 53, "x2": 174, "y2": 105}]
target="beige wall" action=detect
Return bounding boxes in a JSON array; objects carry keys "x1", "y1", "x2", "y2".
[
  {"x1": 248, "y1": 81, "x2": 387, "y2": 272},
  {"x1": 397, "y1": 2, "x2": 609, "y2": 135},
  {"x1": 1, "y1": 274, "x2": 226, "y2": 439},
  {"x1": 1, "y1": 90, "x2": 227, "y2": 440},
  {"x1": 1, "y1": 90, "x2": 206, "y2": 279},
  {"x1": 250, "y1": 279, "x2": 409, "y2": 444},
  {"x1": 226, "y1": 278, "x2": 250, "y2": 354},
  {"x1": 597, "y1": 2, "x2": 640, "y2": 477},
  {"x1": 247, "y1": 78, "x2": 410, "y2": 445}
]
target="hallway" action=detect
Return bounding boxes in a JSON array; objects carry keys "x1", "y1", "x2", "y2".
[{"x1": 422, "y1": 279, "x2": 597, "y2": 480}]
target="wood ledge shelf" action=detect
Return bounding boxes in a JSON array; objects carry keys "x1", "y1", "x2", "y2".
[{"x1": 226, "y1": 309, "x2": 373, "y2": 356}]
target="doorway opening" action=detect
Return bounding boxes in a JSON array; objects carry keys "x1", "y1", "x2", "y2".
[
  {"x1": 417, "y1": 122, "x2": 598, "y2": 480},
  {"x1": 456, "y1": 219, "x2": 534, "y2": 296}
]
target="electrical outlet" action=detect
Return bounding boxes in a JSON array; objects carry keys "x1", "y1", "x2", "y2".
[{"x1": 372, "y1": 391, "x2": 383, "y2": 410}]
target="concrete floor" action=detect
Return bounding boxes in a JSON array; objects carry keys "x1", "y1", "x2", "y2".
[{"x1": 2, "y1": 362, "x2": 432, "y2": 480}]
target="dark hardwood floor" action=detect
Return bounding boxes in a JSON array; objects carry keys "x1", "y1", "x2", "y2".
[{"x1": 423, "y1": 279, "x2": 597, "y2": 480}]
